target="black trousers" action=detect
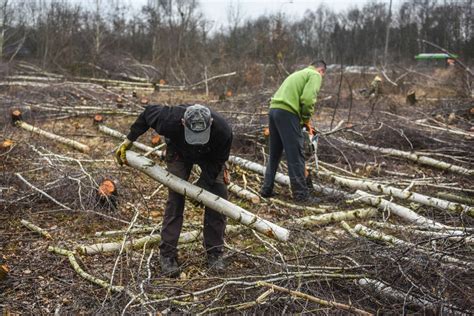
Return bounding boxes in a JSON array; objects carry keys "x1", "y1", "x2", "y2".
[
  {"x1": 261, "y1": 108, "x2": 309, "y2": 200},
  {"x1": 159, "y1": 151, "x2": 227, "y2": 258}
]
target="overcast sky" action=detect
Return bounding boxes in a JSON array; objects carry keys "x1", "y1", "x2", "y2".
[{"x1": 119, "y1": 0, "x2": 381, "y2": 29}]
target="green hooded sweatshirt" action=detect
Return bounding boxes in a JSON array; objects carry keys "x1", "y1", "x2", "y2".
[{"x1": 270, "y1": 66, "x2": 322, "y2": 124}]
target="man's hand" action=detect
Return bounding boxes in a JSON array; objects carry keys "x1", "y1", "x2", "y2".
[{"x1": 115, "y1": 139, "x2": 133, "y2": 166}]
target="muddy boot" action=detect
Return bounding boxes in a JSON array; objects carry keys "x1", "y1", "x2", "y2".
[
  {"x1": 207, "y1": 253, "x2": 225, "y2": 273},
  {"x1": 160, "y1": 255, "x2": 180, "y2": 278},
  {"x1": 259, "y1": 189, "x2": 276, "y2": 198},
  {"x1": 295, "y1": 195, "x2": 322, "y2": 206}
]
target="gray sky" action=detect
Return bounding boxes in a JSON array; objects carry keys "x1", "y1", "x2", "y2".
[{"x1": 122, "y1": 0, "x2": 375, "y2": 29}]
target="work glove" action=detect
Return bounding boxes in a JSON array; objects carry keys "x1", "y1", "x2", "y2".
[{"x1": 115, "y1": 139, "x2": 133, "y2": 166}]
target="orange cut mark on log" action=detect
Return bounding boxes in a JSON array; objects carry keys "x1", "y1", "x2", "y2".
[
  {"x1": 1, "y1": 139, "x2": 13, "y2": 149},
  {"x1": 263, "y1": 127, "x2": 270, "y2": 137},
  {"x1": 98, "y1": 179, "x2": 116, "y2": 197},
  {"x1": 93, "y1": 114, "x2": 104, "y2": 124},
  {"x1": 159, "y1": 79, "x2": 166, "y2": 85},
  {"x1": 151, "y1": 135, "x2": 161, "y2": 146}
]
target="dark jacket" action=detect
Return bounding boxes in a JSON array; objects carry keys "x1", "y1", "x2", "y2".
[{"x1": 127, "y1": 104, "x2": 233, "y2": 187}]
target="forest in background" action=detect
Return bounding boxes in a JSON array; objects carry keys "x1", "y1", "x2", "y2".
[{"x1": 0, "y1": 0, "x2": 472, "y2": 85}]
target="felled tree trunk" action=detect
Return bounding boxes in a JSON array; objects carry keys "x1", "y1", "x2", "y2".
[
  {"x1": 228, "y1": 183, "x2": 260, "y2": 204},
  {"x1": 229, "y1": 156, "x2": 445, "y2": 228},
  {"x1": 292, "y1": 208, "x2": 378, "y2": 226},
  {"x1": 336, "y1": 138, "x2": 473, "y2": 176},
  {"x1": 15, "y1": 120, "x2": 90, "y2": 153},
  {"x1": 97, "y1": 124, "x2": 164, "y2": 158},
  {"x1": 329, "y1": 175, "x2": 473, "y2": 217},
  {"x1": 126, "y1": 151, "x2": 290, "y2": 242}
]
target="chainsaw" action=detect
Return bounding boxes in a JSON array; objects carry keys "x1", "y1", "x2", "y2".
[{"x1": 302, "y1": 126, "x2": 319, "y2": 175}]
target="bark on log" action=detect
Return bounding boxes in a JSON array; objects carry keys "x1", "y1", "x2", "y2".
[
  {"x1": 336, "y1": 137, "x2": 474, "y2": 176},
  {"x1": 292, "y1": 208, "x2": 378, "y2": 226},
  {"x1": 368, "y1": 221, "x2": 474, "y2": 244},
  {"x1": 126, "y1": 151, "x2": 290, "y2": 242},
  {"x1": 353, "y1": 190, "x2": 445, "y2": 228},
  {"x1": 229, "y1": 156, "x2": 445, "y2": 228},
  {"x1": 80, "y1": 225, "x2": 242, "y2": 255},
  {"x1": 98, "y1": 124, "x2": 164, "y2": 158},
  {"x1": 16, "y1": 121, "x2": 90, "y2": 153},
  {"x1": 228, "y1": 182, "x2": 260, "y2": 204},
  {"x1": 329, "y1": 175, "x2": 473, "y2": 217},
  {"x1": 21, "y1": 219, "x2": 53, "y2": 240}
]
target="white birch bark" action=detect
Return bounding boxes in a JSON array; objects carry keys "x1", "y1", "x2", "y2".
[
  {"x1": 98, "y1": 124, "x2": 164, "y2": 158},
  {"x1": 80, "y1": 225, "x2": 243, "y2": 255},
  {"x1": 292, "y1": 208, "x2": 378, "y2": 226},
  {"x1": 229, "y1": 156, "x2": 445, "y2": 228},
  {"x1": 126, "y1": 151, "x2": 290, "y2": 242},
  {"x1": 336, "y1": 138, "x2": 473, "y2": 176},
  {"x1": 16, "y1": 121, "x2": 90, "y2": 153},
  {"x1": 228, "y1": 182, "x2": 260, "y2": 204},
  {"x1": 330, "y1": 175, "x2": 473, "y2": 217}
]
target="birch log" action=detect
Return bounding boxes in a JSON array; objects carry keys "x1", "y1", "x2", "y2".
[
  {"x1": 330, "y1": 175, "x2": 474, "y2": 217},
  {"x1": 228, "y1": 183, "x2": 260, "y2": 204},
  {"x1": 16, "y1": 121, "x2": 90, "y2": 153},
  {"x1": 229, "y1": 156, "x2": 445, "y2": 228},
  {"x1": 336, "y1": 137, "x2": 474, "y2": 176},
  {"x1": 80, "y1": 229, "x2": 198, "y2": 255},
  {"x1": 353, "y1": 190, "x2": 445, "y2": 228},
  {"x1": 126, "y1": 151, "x2": 290, "y2": 241},
  {"x1": 292, "y1": 208, "x2": 378, "y2": 226},
  {"x1": 98, "y1": 124, "x2": 164, "y2": 158},
  {"x1": 368, "y1": 221, "x2": 474, "y2": 244},
  {"x1": 81, "y1": 225, "x2": 243, "y2": 255}
]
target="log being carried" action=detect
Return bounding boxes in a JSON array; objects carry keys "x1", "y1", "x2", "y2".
[{"x1": 116, "y1": 104, "x2": 289, "y2": 277}]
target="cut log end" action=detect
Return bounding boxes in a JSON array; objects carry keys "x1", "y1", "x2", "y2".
[
  {"x1": 151, "y1": 135, "x2": 161, "y2": 146},
  {"x1": 98, "y1": 179, "x2": 117, "y2": 197},
  {"x1": 93, "y1": 114, "x2": 104, "y2": 125},
  {"x1": 11, "y1": 109, "x2": 22, "y2": 123},
  {"x1": 263, "y1": 127, "x2": 270, "y2": 138},
  {"x1": 1, "y1": 139, "x2": 14, "y2": 150},
  {"x1": 0, "y1": 255, "x2": 8, "y2": 281}
]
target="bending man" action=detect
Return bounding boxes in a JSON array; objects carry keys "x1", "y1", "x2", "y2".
[{"x1": 116, "y1": 104, "x2": 233, "y2": 276}]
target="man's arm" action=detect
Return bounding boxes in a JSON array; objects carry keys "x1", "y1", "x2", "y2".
[
  {"x1": 126, "y1": 105, "x2": 163, "y2": 141},
  {"x1": 300, "y1": 72, "x2": 322, "y2": 123}
]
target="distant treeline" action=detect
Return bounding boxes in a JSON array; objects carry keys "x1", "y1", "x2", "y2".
[{"x1": 0, "y1": 0, "x2": 472, "y2": 82}]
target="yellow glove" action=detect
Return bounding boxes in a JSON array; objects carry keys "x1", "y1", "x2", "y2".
[{"x1": 115, "y1": 139, "x2": 132, "y2": 166}]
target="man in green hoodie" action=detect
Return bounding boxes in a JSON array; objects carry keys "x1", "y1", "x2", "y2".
[{"x1": 260, "y1": 60, "x2": 326, "y2": 204}]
